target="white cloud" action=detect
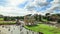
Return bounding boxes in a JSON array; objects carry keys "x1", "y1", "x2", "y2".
[
  {"x1": 0, "y1": 0, "x2": 60, "y2": 16},
  {"x1": 0, "y1": 0, "x2": 33, "y2": 16},
  {"x1": 0, "y1": 6, "x2": 32, "y2": 16},
  {"x1": 7, "y1": 0, "x2": 25, "y2": 6},
  {"x1": 25, "y1": 0, "x2": 51, "y2": 10},
  {"x1": 25, "y1": 0, "x2": 60, "y2": 15},
  {"x1": 45, "y1": 0, "x2": 60, "y2": 13},
  {"x1": 25, "y1": 0, "x2": 51, "y2": 15}
]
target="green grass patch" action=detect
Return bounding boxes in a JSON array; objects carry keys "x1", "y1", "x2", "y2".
[
  {"x1": 42, "y1": 19, "x2": 48, "y2": 22},
  {"x1": 0, "y1": 18, "x2": 4, "y2": 21},
  {"x1": 0, "y1": 23, "x2": 16, "y2": 25},
  {"x1": 25, "y1": 24, "x2": 60, "y2": 34},
  {"x1": 0, "y1": 21, "x2": 16, "y2": 25}
]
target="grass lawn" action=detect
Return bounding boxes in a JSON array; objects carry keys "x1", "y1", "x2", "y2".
[
  {"x1": 42, "y1": 19, "x2": 48, "y2": 22},
  {"x1": 0, "y1": 18, "x2": 4, "y2": 21},
  {"x1": 25, "y1": 24, "x2": 60, "y2": 34},
  {"x1": 0, "y1": 18, "x2": 16, "y2": 25},
  {"x1": 0, "y1": 21, "x2": 16, "y2": 25}
]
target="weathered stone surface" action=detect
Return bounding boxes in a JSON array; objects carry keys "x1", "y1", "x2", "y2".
[{"x1": 0, "y1": 25, "x2": 43, "y2": 34}]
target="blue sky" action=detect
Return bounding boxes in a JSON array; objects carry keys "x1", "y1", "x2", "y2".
[
  {"x1": 0, "y1": 0, "x2": 60, "y2": 16},
  {"x1": 47, "y1": 0, "x2": 53, "y2": 2},
  {"x1": 17, "y1": 0, "x2": 53, "y2": 12},
  {"x1": 18, "y1": 0, "x2": 53, "y2": 8},
  {"x1": 18, "y1": 0, "x2": 34, "y2": 8},
  {"x1": 0, "y1": 0, "x2": 8, "y2": 6},
  {"x1": 18, "y1": 1, "x2": 28, "y2": 8}
]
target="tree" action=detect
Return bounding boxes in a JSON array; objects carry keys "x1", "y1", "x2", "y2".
[
  {"x1": 34, "y1": 14, "x2": 38, "y2": 21},
  {"x1": 45, "y1": 13, "x2": 50, "y2": 16},
  {"x1": 45, "y1": 13, "x2": 50, "y2": 21},
  {"x1": 38, "y1": 15, "x2": 42, "y2": 21},
  {"x1": 0, "y1": 14, "x2": 3, "y2": 18},
  {"x1": 4, "y1": 17, "x2": 8, "y2": 21},
  {"x1": 57, "y1": 19, "x2": 60, "y2": 23},
  {"x1": 26, "y1": 14, "x2": 32, "y2": 16},
  {"x1": 10, "y1": 17, "x2": 15, "y2": 21}
]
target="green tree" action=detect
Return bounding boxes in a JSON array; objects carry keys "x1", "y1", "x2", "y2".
[
  {"x1": 4, "y1": 17, "x2": 8, "y2": 21},
  {"x1": 38, "y1": 15, "x2": 42, "y2": 21},
  {"x1": 45, "y1": 13, "x2": 50, "y2": 16},
  {"x1": 45, "y1": 13, "x2": 50, "y2": 21},
  {"x1": 57, "y1": 19, "x2": 60, "y2": 23},
  {"x1": 34, "y1": 14, "x2": 38, "y2": 21}
]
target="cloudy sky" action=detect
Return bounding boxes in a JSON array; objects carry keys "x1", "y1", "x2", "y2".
[{"x1": 0, "y1": 0, "x2": 60, "y2": 16}]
